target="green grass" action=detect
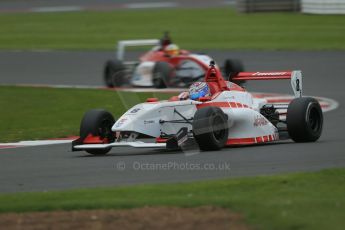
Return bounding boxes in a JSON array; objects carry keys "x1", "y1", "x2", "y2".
[
  {"x1": 0, "y1": 8, "x2": 344, "y2": 50},
  {"x1": 0, "y1": 86, "x2": 172, "y2": 142},
  {"x1": 0, "y1": 168, "x2": 344, "y2": 230}
]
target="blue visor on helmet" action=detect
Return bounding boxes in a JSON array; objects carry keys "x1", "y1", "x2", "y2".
[{"x1": 190, "y1": 85, "x2": 209, "y2": 100}]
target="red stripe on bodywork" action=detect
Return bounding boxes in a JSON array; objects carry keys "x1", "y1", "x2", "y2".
[
  {"x1": 196, "y1": 102, "x2": 230, "y2": 109},
  {"x1": 266, "y1": 99, "x2": 292, "y2": 103},
  {"x1": 255, "y1": 137, "x2": 262, "y2": 143},
  {"x1": 196, "y1": 102, "x2": 251, "y2": 109},
  {"x1": 229, "y1": 102, "x2": 237, "y2": 107},
  {"x1": 196, "y1": 102, "x2": 250, "y2": 109},
  {"x1": 227, "y1": 138, "x2": 256, "y2": 145},
  {"x1": 228, "y1": 134, "x2": 277, "y2": 146},
  {"x1": 156, "y1": 137, "x2": 168, "y2": 143}
]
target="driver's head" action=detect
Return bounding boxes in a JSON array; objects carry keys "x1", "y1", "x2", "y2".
[
  {"x1": 160, "y1": 31, "x2": 172, "y2": 47},
  {"x1": 189, "y1": 82, "x2": 210, "y2": 100},
  {"x1": 165, "y1": 44, "x2": 179, "y2": 56}
]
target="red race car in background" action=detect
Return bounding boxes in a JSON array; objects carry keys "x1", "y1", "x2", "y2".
[{"x1": 104, "y1": 32, "x2": 245, "y2": 88}]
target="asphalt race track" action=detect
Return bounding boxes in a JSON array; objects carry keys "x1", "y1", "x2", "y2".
[{"x1": 0, "y1": 50, "x2": 344, "y2": 193}]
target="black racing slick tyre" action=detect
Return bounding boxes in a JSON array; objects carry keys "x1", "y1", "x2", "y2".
[
  {"x1": 224, "y1": 59, "x2": 245, "y2": 85},
  {"x1": 152, "y1": 61, "x2": 173, "y2": 88},
  {"x1": 104, "y1": 59, "x2": 125, "y2": 87},
  {"x1": 80, "y1": 109, "x2": 116, "y2": 155},
  {"x1": 192, "y1": 106, "x2": 229, "y2": 151},
  {"x1": 286, "y1": 97, "x2": 323, "y2": 142}
]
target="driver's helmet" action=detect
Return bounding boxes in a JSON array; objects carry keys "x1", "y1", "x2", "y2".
[
  {"x1": 189, "y1": 82, "x2": 210, "y2": 100},
  {"x1": 165, "y1": 44, "x2": 179, "y2": 56}
]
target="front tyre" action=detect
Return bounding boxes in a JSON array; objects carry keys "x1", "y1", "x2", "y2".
[
  {"x1": 80, "y1": 109, "x2": 116, "y2": 155},
  {"x1": 193, "y1": 107, "x2": 229, "y2": 151},
  {"x1": 104, "y1": 59, "x2": 125, "y2": 87},
  {"x1": 287, "y1": 97, "x2": 323, "y2": 142}
]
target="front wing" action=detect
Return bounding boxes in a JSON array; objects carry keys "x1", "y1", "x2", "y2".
[{"x1": 73, "y1": 141, "x2": 166, "y2": 150}]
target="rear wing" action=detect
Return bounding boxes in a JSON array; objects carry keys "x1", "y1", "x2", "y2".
[
  {"x1": 231, "y1": 71, "x2": 303, "y2": 98},
  {"x1": 117, "y1": 39, "x2": 160, "y2": 61}
]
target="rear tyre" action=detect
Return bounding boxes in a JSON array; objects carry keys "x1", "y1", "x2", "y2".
[
  {"x1": 104, "y1": 59, "x2": 125, "y2": 87},
  {"x1": 80, "y1": 109, "x2": 116, "y2": 155},
  {"x1": 287, "y1": 97, "x2": 323, "y2": 142},
  {"x1": 224, "y1": 59, "x2": 245, "y2": 85},
  {"x1": 193, "y1": 107, "x2": 229, "y2": 151},
  {"x1": 152, "y1": 61, "x2": 173, "y2": 88}
]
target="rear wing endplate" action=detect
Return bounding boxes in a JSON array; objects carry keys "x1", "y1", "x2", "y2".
[
  {"x1": 232, "y1": 71, "x2": 302, "y2": 98},
  {"x1": 117, "y1": 39, "x2": 160, "y2": 61}
]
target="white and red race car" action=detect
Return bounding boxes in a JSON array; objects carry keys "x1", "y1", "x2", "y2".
[
  {"x1": 103, "y1": 33, "x2": 244, "y2": 88},
  {"x1": 73, "y1": 61, "x2": 323, "y2": 155}
]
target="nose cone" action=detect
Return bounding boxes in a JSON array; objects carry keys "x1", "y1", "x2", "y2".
[{"x1": 111, "y1": 102, "x2": 162, "y2": 137}]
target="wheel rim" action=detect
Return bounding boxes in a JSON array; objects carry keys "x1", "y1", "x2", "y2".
[
  {"x1": 308, "y1": 106, "x2": 321, "y2": 133},
  {"x1": 212, "y1": 115, "x2": 226, "y2": 141}
]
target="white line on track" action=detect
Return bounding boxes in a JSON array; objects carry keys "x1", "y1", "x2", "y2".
[
  {"x1": 0, "y1": 138, "x2": 76, "y2": 150},
  {"x1": 31, "y1": 6, "x2": 83, "y2": 13}
]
